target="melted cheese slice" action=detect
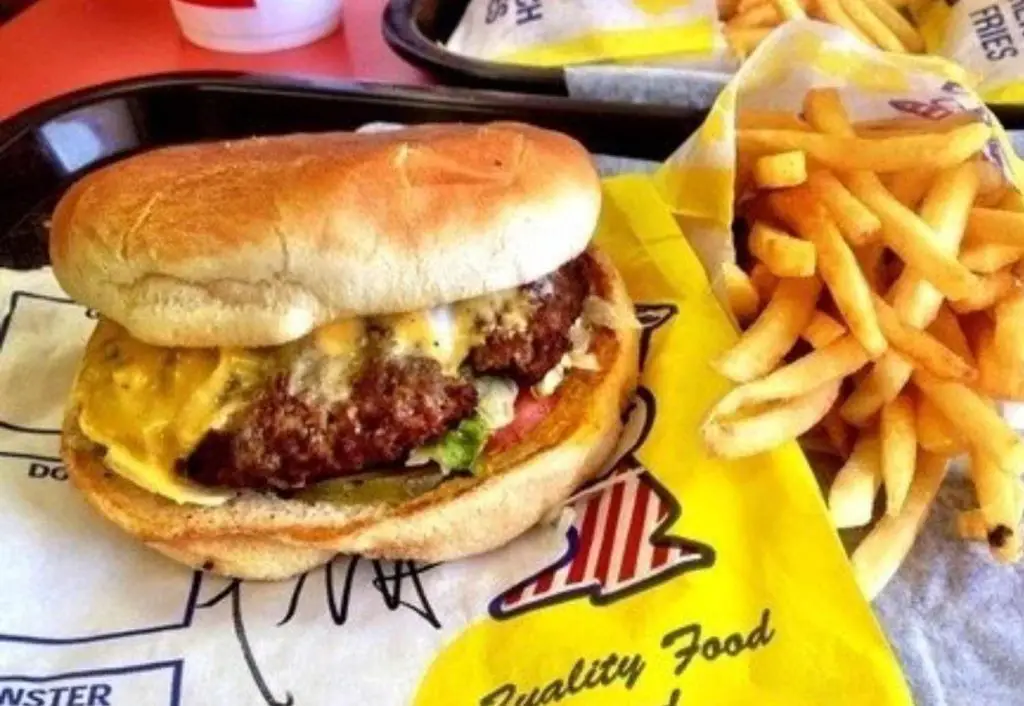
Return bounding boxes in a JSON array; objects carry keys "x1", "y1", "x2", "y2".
[
  {"x1": 383, "y1": 306, "x2": 474, "y2": 374},
  {"x1": 381, "y1": 290, "x2": 534, "y2": 373},
  {"x1": 73, "y1": 286, "x2": 537, "y2": 506},
  {"x1": 74, "y1": 322, "x2": 266, "y2": 506}
]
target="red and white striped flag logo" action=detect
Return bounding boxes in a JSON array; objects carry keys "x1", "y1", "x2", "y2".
[{"x1": 489, "y1": 306, "x2": 716, "y2": 620}]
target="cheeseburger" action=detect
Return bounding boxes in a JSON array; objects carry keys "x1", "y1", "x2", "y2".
[{"x1": 51, "y1": 123, "x2": 640, "y2": 580}]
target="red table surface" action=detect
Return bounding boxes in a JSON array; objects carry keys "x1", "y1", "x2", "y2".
[{"x1": 0, "y1": 0, "x2": 431, "y2": 120}]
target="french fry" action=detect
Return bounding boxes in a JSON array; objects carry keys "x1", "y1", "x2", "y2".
[
  {"x1": 974, "y1": 157, "x2": 1007, "y2": 197},
  {"x1": 733, "y1": 0, "x2": 770, "y2": 16},
  {"x1": 735, "y1": 122, "x2": 991, "y2": 173},
  {"x1": 727, "y1": 1, "x2": 780, "y2": 26},
  {"x1": 913, "y1": 369, "x2": 1024, "y2": 476},
  {"x1": 999, "y1": 189, "x2": 1024, "y2": 212},
  {"x1": 718, "y1": 0, "x2": 742, "y2": 17},
  {"x1": 916, "y1": 396, "x2": 967, "y2": 455},
  {"x1": 843, "y1": 171, "x2": 981, "y2": 301},
  {"x1": 702, "y1": 382, "x2": 840, "y2": 458},
  {"x1": 872, "y1": 294, "x2": 977, "y2": 381},
  {"x1": 977, "y1": 291, "x2": 1024, "y2": 400},
  {"x1": 854, "y1": 241, "x2": 887, "y2": 291},
  {"x1": 859, "y1": 0, "x2": 925, "y2": 51},
  {"x1": 802, "y1": 89, "x2": 979, "y2": 301},
  {"x1": 802, "y1": 310, "x2": 847, "y2": 348},
  {"x1": 709, "y1": 335, "x2": 869, "y2": 417},
  {"x1": 976, "y1": 185, "x2": 1011, "y2": 208},
  {"x1": 992, "y1": 290, "x2": 1024, "y2": 370},
  {"x1": 769, "y1": 187, "x2": 887, "y2": 356},
  {"x1": 839, "y1": 0, "x2": 907, "y2": 52},
  {"x1": 749, "y1": 261, "x2": 779, "y2": 301},
  {"x1": 965, "y1": 207, "x2": 1024, "y2": 247},
  {"x1": 806, "y1": 169, "x2": 881, "y2": 246},
  {"x1": 975, "y1": 322, "x2": 1005, "y2": 400},
  {"x1": 840, "y1": 161, "x2": 981, "y2": 424},
  {"x1": 732, "y1": 0, "x2": 763, "y2": 14},
  {"x1": 814, "y1": 0, "x2": 874, "y2": 44},
  {"x1": 926, "y1": 304, "x2": 976, "y2": 366},
  {"x1": 713, "y1": 276, "x2": 822, "y2": 382},
  {"x1": 948, "y1": 268, "x2": 1017, "y2": 314},
  {"x1": 884, "y1": 168, "x2": 934, "y2": 209},
  {"x1": 881, "y1": 395, "x2": 916, "y2": 515},
  {"x1": 770, "y1": 0, "x2": 807, "y2": 19},
  {"x1": 753, "y1": 151, "x2": 808, "y2": 188},
  {"x1": 804, "y1": 316, "x2": 854, "y2": 457},
  {"x1": 829, "y1": 431, "x2": 883, "y2": 528},
  {"x1": 959, "y1": 240, "x2": 1024, "y2": 273},
  {"x1": 802, "y1": 87, "x2": 854, "y2": 136},
  {"x1": 956, "y1": 508, "x2": 988, "y2": 541},
  {"x1": 725, "y1": 27, "x2": 773, "y2": 58},
  {"x1": 737, "y1": 110, "x2": 812, "y2": 131},
  {"x1": 722, "y1": 262, "x2": 761, "y2": 323},
  {"x1": 855, "y1": 114, "x2": 976, "y2": 136},
  {"x1": 749, "y1": 221, "x2": 816, "y2": 276},
  {"x1": 851, "y1": 451, "x2": 949, "y2": 600},
  {"x1": 893, "y1": 161, "x2": 980, "y2": 310},
  {"x1": 969, "y1": 446, "x2": 1023, "y2": 563}
]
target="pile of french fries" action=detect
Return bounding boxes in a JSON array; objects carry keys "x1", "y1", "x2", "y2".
[
  {"x1": 719, "y1": 0, "x2": 924, "y2": 60},
  {"x1": 703, "y1": 87, "x2": 1024, "y2": 599}
]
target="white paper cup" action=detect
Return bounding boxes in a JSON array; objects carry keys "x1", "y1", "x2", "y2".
[{"x1": 170, "y1": 0, "x2": 344, "y2": 54}]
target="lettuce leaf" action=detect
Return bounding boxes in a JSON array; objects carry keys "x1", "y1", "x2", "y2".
[{"x1": 410, "y1": 414, "x2": 489, "y2": 474}]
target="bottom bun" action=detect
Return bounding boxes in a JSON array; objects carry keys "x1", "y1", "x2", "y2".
[{"x1": 62, "y1": 251, "x2": 639, "y2": 580}]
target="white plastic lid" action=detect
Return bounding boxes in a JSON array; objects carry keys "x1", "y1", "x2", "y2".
[{"x1": 170, "y1": 0, "x2": 344, "y2": 54}]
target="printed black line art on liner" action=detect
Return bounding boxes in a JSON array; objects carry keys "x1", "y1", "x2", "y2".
[
  {"x1": 0, "y1": 450, "x2": 62, "y2": 465},
  {"x1": 196, "y1": 558, "x2": 444, "y2": 706},
  {"x1": 489, "y1": 304, "x2": 717, "y2": 620},
  {"x1": 0, "y1": 659, "x2": 183, "y2": 706},
  {"x1": 0, "y1": 290, "x2": 91, "y2": 436},
  {"x1": 0, "y1": 571, "x2": 203, "y2": 646}
]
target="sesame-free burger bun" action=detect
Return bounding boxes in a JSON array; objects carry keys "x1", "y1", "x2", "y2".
[
  {"x1": 49, "y1": 122, "x2": 601, "y2": 348},
  {"x1": 61, "y1": 251, "x2": 639, "y2": 580}
]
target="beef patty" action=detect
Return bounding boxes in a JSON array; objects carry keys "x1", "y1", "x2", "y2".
[
  {"x1": 184, "y1": 255, "x2": 591, "y2": 490},
  {"x1": 186, "y1": 358, "x2": 478, "y2": 490},
  {"x1": 469, "y1": 256, "x2": 590, "y2": 385}
]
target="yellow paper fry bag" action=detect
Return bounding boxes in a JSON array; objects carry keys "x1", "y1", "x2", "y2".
[
  {"x1": 446, "y1": 0, "x2": 722, "y2": 67},
  {"x1": 414, "y1": 174, "x2": 911, "y2": 705},
  {"x1": 912, "y1": 0, "x2": 1024, "y2": 103},
  {"x1": 656, "y1": 19, "x2": 1024, "y2": 286}
]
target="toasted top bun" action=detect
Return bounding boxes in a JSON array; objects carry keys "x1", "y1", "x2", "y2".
[
  {"x1": 62, "y1": 250, "x2": 639, "y2": 581},
  {"x1": 49, "y1": 123, "x2": 601, "y2": 348}
]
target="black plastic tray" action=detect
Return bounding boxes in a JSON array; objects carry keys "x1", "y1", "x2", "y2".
[
  {"x1": 0, "y1": 72, "x2": 710, "y2": 271},
  {"x1": 382, "y1": 0, "x2": 567, "y2": 94}
]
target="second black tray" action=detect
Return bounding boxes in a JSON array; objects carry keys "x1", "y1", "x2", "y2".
[{"x1": 382, "y1": 0, "x2": 568, "y2": 94}]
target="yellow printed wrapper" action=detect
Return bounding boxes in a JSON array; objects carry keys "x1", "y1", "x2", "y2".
[
  {"x1": 413, "y1": 173, "x2": 911, "y2": 705},
  {"x1": 913, "y1": 0, "x2": 1024, "y2": 103},
  {"x1": 445, "y1": 0, "x2": 724, "y2": 68},
  {"x1": 657, "y1": 20, "x2": 1023, "y2": 287}
]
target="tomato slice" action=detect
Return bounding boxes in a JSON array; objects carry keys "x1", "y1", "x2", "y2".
[{"x1": 486, "y1": 390, "x2": 556, "y2": 452}]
